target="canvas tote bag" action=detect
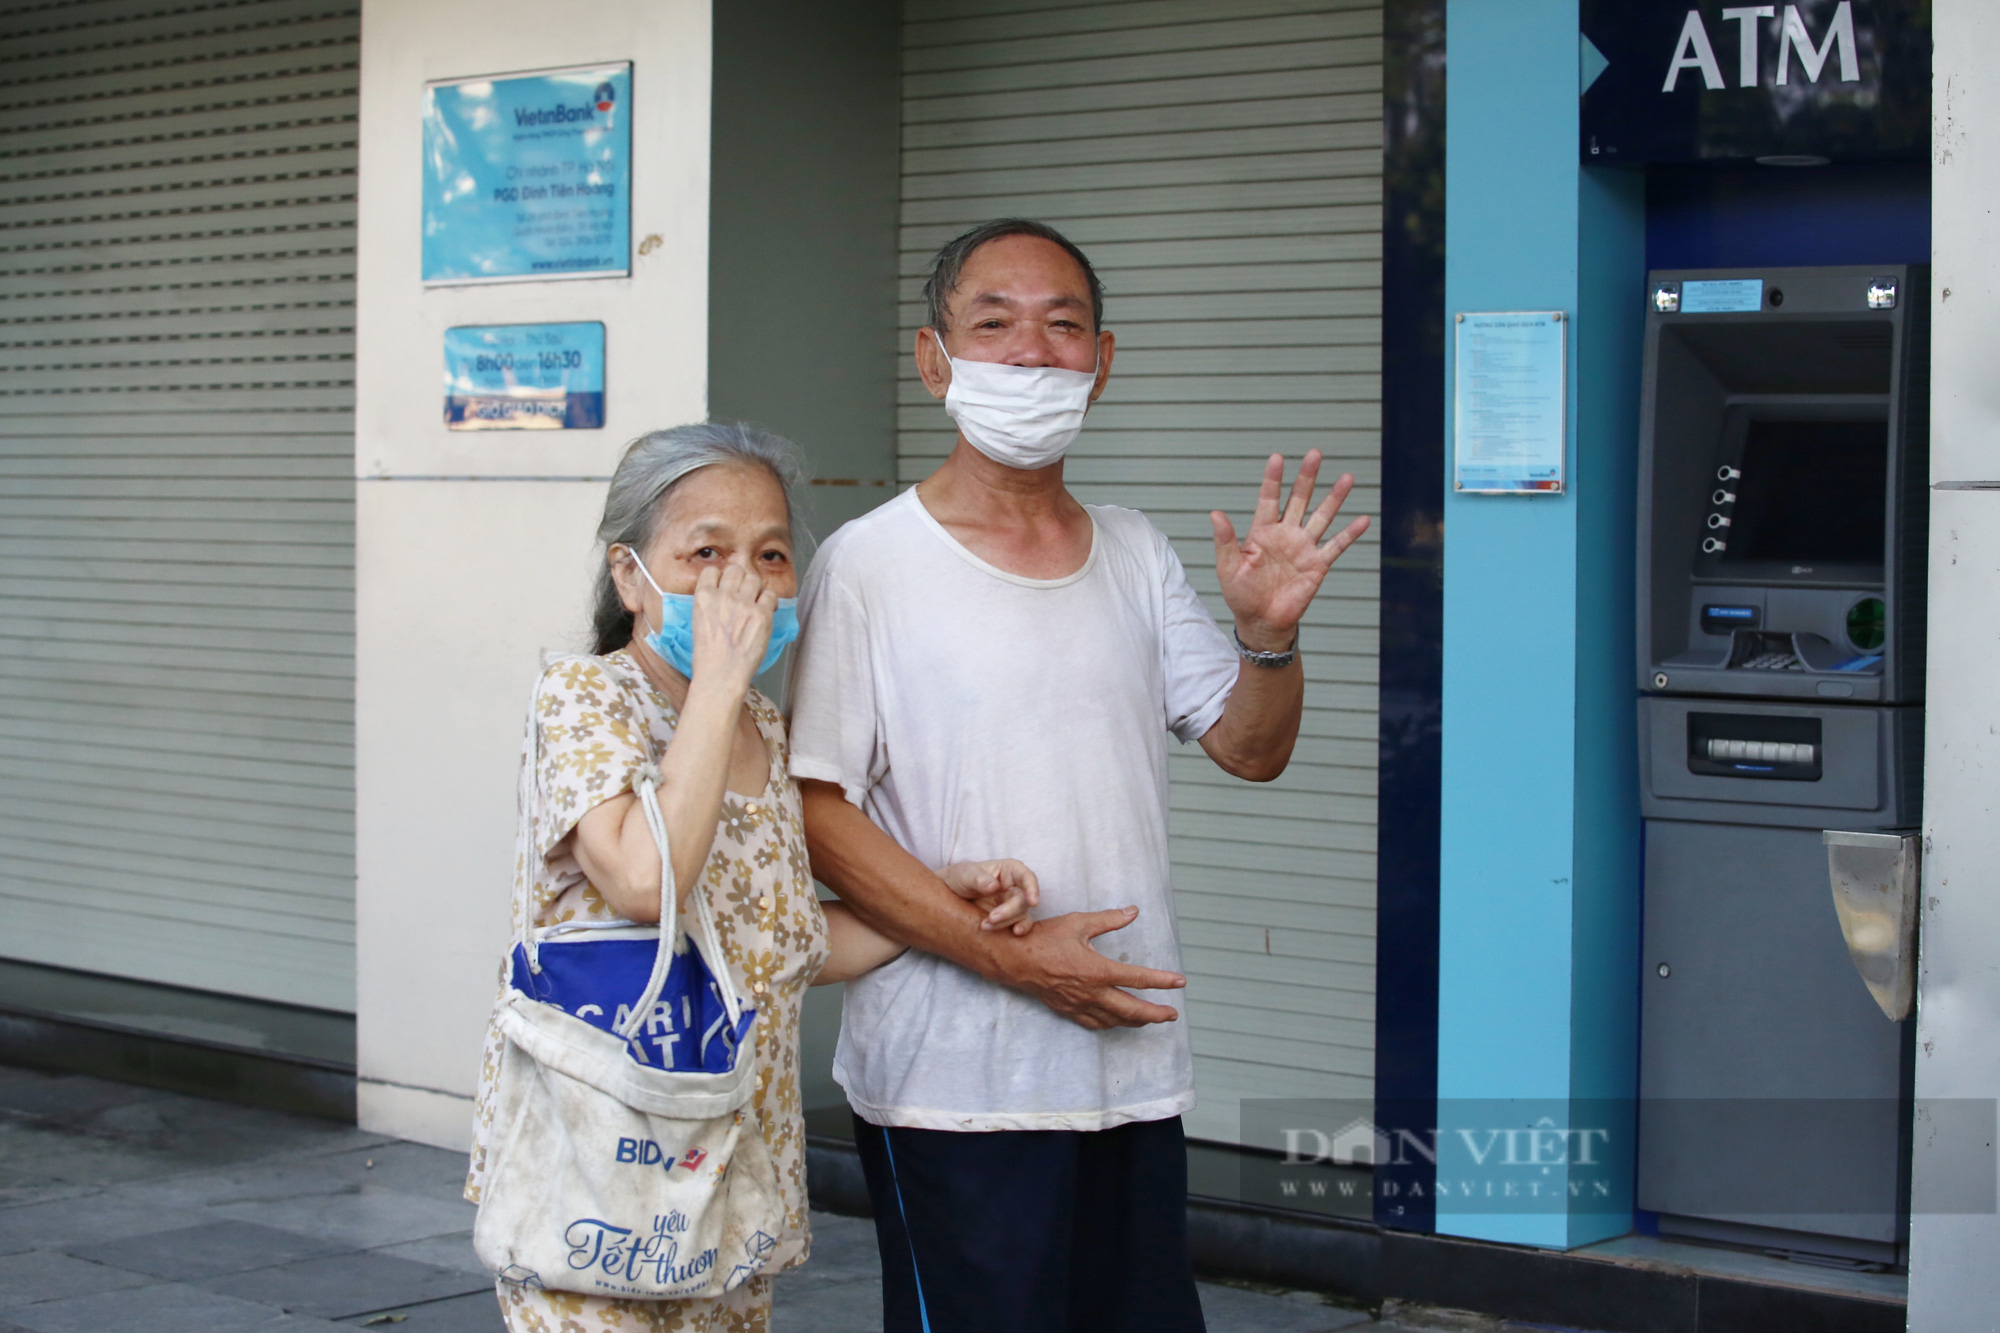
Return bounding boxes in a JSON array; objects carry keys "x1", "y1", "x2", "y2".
[{"x1": 473, "y1": 660, "x2": 788, "y2": 1299}]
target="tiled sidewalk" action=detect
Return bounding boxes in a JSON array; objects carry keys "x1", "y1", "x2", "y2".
[{"x1": 0, "y1": 1065, "x2": 1563, "y2": 1332}]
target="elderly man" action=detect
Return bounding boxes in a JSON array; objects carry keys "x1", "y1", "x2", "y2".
[{"x1": 788, "y1": 218, "x2": 1368, "y2": 1333}]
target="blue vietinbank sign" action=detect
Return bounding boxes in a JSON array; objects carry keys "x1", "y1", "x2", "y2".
[{"x1": 423, "y1": 63, "x2": 632, "y2": 283}]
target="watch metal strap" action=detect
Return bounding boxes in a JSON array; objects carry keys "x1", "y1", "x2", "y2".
[{"x1": 1233, "y1": 628, "x2": 1298, "y2": 668}]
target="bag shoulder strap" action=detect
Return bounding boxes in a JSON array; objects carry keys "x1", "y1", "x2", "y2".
[{"x1": 601, "y1": 664, "x2": 747, "y2": 1037}]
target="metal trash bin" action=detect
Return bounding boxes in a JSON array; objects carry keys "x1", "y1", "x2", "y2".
[{"x1": 1822, "y1": 829, "x2": 1921, "y2": 1021}]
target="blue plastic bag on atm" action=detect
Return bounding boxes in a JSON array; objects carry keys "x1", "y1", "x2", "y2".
[{"x1": 508, "y1": 930, "x2": 756, "y2": 1074}]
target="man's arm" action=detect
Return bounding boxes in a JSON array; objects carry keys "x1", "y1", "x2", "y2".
[
  {"x1": 1197, "y1": 654, "x2": 1304, "y2": 782},
  {"x1": 1199, "y1": 449, "x2": 1371, "y2": 782},
  {"x1": 799, "y1": 779, "x2": 1187, "y2": 1030}
]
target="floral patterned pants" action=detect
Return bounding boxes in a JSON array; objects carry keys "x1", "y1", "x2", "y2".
[{"x1": 496, "y1": 1276, "x2": 771, "y2": 1333}]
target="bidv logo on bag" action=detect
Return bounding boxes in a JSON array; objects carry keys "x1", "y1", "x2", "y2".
[
  {"x1": 510, "y1": 933, "x2": 755, "y2": 1071},
  {"x1": 615, "y1": 1138, "x2": 713, "y2": 1173}
]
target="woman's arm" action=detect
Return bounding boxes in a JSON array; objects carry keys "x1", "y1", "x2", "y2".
[
  {"x1": 816, "y1": 902, "x2": 904, "y2": 984},
  {"x1": 814, "y1": 860, "x2": 1039, "y2": 985},
  {"x1": 568, "y1": 566, "x2": 775, "y2": 922}
]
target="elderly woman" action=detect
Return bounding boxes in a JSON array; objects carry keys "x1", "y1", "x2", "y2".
[{"x1": 466, "y1": 423, "x2": 1034, "y2": 1333}]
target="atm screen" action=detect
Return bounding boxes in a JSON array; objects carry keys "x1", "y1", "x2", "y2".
[{"x1": 1721, "y1": 419, "x2": 1887, "y2": 569}]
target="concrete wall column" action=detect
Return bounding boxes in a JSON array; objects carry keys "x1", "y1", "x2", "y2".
[
  {"x1": 352, "y1": 0, "x2": 898, "y2": 1147},
  {"x1": 1907, "y1": 0, "x2": 2000, "y2": 1322},
  {"x1": 353, "y1": 0, "x2": 715, "y2": 1148}
]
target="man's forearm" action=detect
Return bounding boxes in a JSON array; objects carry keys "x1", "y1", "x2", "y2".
[
  {"x1": 1199, "y1": 638, "x2": 1304, "y2": 782},
  {"x1": 800, "y1": 779, "x2": 1185, "y2": 1029},
  {"x1": 799, "y1": 780, "x2": 1010, "y2": 981}
]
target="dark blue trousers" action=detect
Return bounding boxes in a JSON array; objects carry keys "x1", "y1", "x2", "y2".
[{"x1": 851, "y1": 1113, "x2": 1207, "y2": 1333}]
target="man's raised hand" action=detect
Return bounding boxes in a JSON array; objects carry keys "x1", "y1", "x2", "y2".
[{"x1": 1210, "y1": 450, "x2": 1371, "y2": 651}]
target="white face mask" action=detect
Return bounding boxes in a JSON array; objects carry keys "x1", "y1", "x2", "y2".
[{"x1": 935, "y1": 333, "x2": 1099, "y2": 471}]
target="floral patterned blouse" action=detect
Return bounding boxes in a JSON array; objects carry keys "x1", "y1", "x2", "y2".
[{"x1": 465, "y1": 650, "x2": 830, "y2": 1275}]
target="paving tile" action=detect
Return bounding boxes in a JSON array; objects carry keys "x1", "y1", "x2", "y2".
[
  {"x1": 0, "y1": 1071, "x2": 163, "y2": 1124},
  {"x1": 3, "y1": 1280, "x2": 292, "y2": 1332},
  {"x1": 2, "y1": 1068, "x2": 1428, "y2": 1333},
  {"x1": 211, "y1": 1186, "x2": 477, "y2": 1250},
  {"x1": 0, "y1": 1190, "x2": 213, "y2": 1255},
  {"x1": 2, "y1": 1077, "x2": 256, "y2": 1153},
  {"x1": 65, "y1": 1220, "x2": 355, "y2": 1281},
  {"x1": 1199, "y1": 1281, "x2": 1374, "y2": 1332},
  {"x1": 141, "y1": 1143, "x2": 472, "y2": 1212},
  {"x1": 0, "y1": 1124, "x2": 205, "y2": 1192},
  {"x1": 326, "y1": 1143, "x2": 474, "y2": 1195},
  {"x1": 0, "y1": 1078, "x2": 370, "y2": 1193},
  {"x1": 335, "y1": 1291, "x2": 505, "y2": 1332},
  {"x1": 771, "y1": 1268, "x2": 884, "y2": 1333},
  {"x1": 369, "y1": 1231, "x2": 486, "y2": 1278},
  {"x1": 202, "y1": 1251, "x2": 494, "y2": 1320},
  {"x1": 0, "y1": 1250, "x2": 151, "y2": 1308},
  {"x1": 797, "y1": 1211, "x2": 882, "y2": 1278},
  {"x1": 771, "y1": 1214, "x2": 1377, "y2": 1333},
  {"x1": 767, "y1": 1213, "x2": 881, "y2": 1301},
  {"x1": 124, "y1": 1160, "x2": 385, "y2": 1213},
  {"x1": 0, "y1": 1182, "x2": 98, "y2": 1214}
]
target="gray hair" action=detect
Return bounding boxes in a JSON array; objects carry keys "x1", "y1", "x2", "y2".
[
  {"x1": 589, "y1": 422, "x2": 808, "y2": 655},
  {"x1": 921, "y1": 218, "x2": 1105, "y2": 336}
]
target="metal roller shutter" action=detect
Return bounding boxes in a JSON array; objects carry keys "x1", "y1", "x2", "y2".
[
  {"x1": 0, "y1": 0, "x2": 358, "y2": 1011},
  {"x1": 899, "y1": 0, "x2": 1382, "y2": 1143}
]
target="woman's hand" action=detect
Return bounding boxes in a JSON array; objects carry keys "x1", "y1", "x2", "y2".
[
  {"x1": 689, "y1": 564, "x2": 776, "y2": 694},
  {"x1": 939, "y1": 859, "x2": 1040, "y2": 935}
]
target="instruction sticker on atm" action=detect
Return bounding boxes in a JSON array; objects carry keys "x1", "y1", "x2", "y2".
[
  {"x1": 1681, "y1": 279, "x2": 1763, "y2": 313},
  {"x1": 1453, "y1": 311, "x2": 1566, "y2": 494},
  {"x1": 444, "y1": 322, "x2": 605, "y2": 431}
]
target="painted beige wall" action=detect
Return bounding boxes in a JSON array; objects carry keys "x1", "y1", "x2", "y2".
[{"x1": 353, "y1": 0, "x2": 712, "y2": 1149}]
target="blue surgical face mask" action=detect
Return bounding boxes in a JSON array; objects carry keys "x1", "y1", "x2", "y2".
[{"x1": 627, "y1": 551, "x2": 799, "y2": 679}]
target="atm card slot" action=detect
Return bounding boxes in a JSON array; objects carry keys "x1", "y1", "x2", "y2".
[
  {"x1": 1701, "y1": 603, "x2": 1760, "y2": 635},
  {"x1": 1686, "y1": 711, "x2": 1823, "y2": 781}
]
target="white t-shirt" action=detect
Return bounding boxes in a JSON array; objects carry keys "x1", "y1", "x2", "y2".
[{"x1": 787, "y1": 488, "x2": 1239, "y2": 1132}]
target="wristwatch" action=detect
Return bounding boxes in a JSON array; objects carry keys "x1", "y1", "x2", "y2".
[{"x1": 1233, "y1": 628, "x2": 1298, "y2": 669}]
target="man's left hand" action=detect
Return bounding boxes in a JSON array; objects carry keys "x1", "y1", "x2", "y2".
[{"x1": 1210, "y1": 450, "x2": 1370, "y2": 651}]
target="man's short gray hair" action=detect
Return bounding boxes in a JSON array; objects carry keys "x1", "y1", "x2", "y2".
[
  {"x1": 589, "y1": 422, "x2": 808, "y2": 655},
  {"x1": 922, "y1": 219, "x2": 1105, "y2": 336}
]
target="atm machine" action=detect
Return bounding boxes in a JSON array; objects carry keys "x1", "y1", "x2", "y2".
[{"x1": 1634, "y1": 265, "x2": 1926, "y2": 1265}]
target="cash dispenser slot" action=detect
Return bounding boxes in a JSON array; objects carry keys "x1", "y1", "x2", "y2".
[{"x1": 1686, "y1": 711, "x2": 1822, "y2": 781}]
